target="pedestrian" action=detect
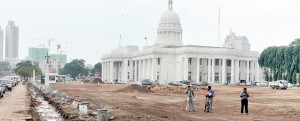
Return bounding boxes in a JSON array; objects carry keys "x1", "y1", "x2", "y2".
[
  {"x1": 185, "y1": 86, "x2": 195, "y2": 112},
  {"x1": 205, "y1": 86, "x2": 214, "y2": 113},
  {"x1": 240, "y1": 88, "x2": 249, "y2": 115}
]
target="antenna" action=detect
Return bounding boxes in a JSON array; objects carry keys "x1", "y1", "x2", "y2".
[
  {"x1": 119, "y1": 35, "x2": 121, "y2": 47},
  {"x1": 145, "y1": 37, "x2": 148, "y2": 46},
  {"x1": 217, "y1": 7, "x2": 221, "y2": 47}
]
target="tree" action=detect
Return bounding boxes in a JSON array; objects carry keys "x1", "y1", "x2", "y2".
[
  {"x1": 289, "y1": 38, "x2": 300, "y2": 46},
  {"x1": 259, "y1": 38, "x2": 300, "y2": 83},
  {"x1": 60, "y1": 59, "x2": 88, "y2": 78},
  {"x1": 92, "y1": 62, "x2": 102, "y2": 74},
  {"x1": 14, "y1": 61, "x2": 41, "y2": 81}
]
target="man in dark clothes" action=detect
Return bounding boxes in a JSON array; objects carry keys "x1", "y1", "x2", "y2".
[{"x1": 240, "y1": 88, "x2": 249, "y2": 115}]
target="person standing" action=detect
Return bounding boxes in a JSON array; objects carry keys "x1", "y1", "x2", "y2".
[
  {"x1": 186, "y1": 86, "x2": 195, "y2": 112},
  {"x1": 205, "y1": 86, "x2": 214, "y2": 113},
  {"x1": 240, "y1": 88, "x2": 249, "y2": 115}
]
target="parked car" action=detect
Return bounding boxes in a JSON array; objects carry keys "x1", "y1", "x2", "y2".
[
  {"x1": 180, "y1": 80, "x2": 191, "y2": 85},
  {"x1": 288, "y1": 83, "x2": 293, "y2": 88},
  {"x1": 4, "y1": 76, "x2": 17, "y2": 86},
  {"x1": 0, "y1": 83, "x2": 5, "y2": 98},
  {"x1": 141, "y1": 79, "x2": 153, "y2": 85},
  {"x1": 191, "y1": 81, "x2": 208, "y2": 86},
  {"x1": 257, "y1": 81, "x2": 269, "y2": 87},
  {"x1": 169, "y1": 81, "x2": 183, "y2": 86},
  {"x1": 0, "y1": 80, "x2": 5, "y2": 94},
  {"x1": 1, "y1": 79, "x2": 13, "y2": 91}
]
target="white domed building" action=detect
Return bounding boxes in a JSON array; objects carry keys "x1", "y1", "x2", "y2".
[{"x1": 101, "y1": 0, "x2": 260, "y2": 85}]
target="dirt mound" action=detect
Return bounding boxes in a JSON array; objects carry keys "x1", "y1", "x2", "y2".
[{"x1": 115, "y1": 84, "x2": 152, "y2": 93}]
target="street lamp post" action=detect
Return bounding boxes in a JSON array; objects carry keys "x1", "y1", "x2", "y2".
[{"x1": 45, "y1": 53, "x2": 51, "y2": 87}]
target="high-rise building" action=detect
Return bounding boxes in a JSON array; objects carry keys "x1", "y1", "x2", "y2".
[
  {"x1": 28, "y1": 47, "x2": 48, "y2": 62},
  {"x1": 5, "y1": 20, "x2": 19, "y2": 61},
  {"x1": 0, "y1": 26, "x2": 3, "y2": 61},
  {"x1": 50, "y1": 54, "x2": 67, "y2": 63}
]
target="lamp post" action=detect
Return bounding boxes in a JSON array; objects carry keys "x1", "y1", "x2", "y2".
[
  {"x1": 45, "y1": 53, "x2": 50, "y2": 87},
  {"x1": 166, "y1": 67, "x2": 169, "y2": 85}
]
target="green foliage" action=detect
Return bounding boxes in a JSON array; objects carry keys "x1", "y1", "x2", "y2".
[
  {"x1": 14, "y1": 61, "x2": 42, "y2": 81},
  {"x1": 259, "y1": 39, "x2": 300, "y2": 83},
  {"x1": 60, "y1": 59, "x2": 88, "y2": 78},
  {"x1": 92, "y1": 62, "x2": 102, "y2": 74}
]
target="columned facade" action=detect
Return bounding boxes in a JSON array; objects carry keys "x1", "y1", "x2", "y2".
[{"x1": 101, "y1": 0, "x2": 260, "y2": 85}]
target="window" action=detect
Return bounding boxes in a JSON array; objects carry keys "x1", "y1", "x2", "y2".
[
  {"x1": 188, "y1": 58, "x2": 192, "y2": 65},
  {"x1": 128, "y1": 61, "x2": 130, "y2": 66},
  {"x1": 215, "y1": 73, "x2": 219, "y2": 82},
  {"x1": 227, "y1": 60, "x2": 231, "y2": 67},
  {"x1": 133, "y1": 61, "x2": 135, "y2": 66},
  {"x1": 200, "y1": 59, "x2": 202, "y2": 65},
  {"x1": 249, "y1": 62, "x2": 251, "y2": 69},
  {"x1": 188, "y1": 71, "x2": 192, "y2": 81},
  {"x1": 215, "y1": 59, "x2": 220, "y2": 66},
  {"x1": 157, "y1": 58, "x2": 161, "y2": 65}
]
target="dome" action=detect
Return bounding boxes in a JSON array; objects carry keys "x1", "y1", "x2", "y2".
[
  {"x1": 156, "y1": 0, "x2": 183, "y2": 46},
  {"x1": 160, "y1": 10, "x2": 181, "y2": 24}
]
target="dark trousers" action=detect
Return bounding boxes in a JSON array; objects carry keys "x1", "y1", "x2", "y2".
[{"x1": 241, "y1": 99, "x2": 248, "y2": 114}]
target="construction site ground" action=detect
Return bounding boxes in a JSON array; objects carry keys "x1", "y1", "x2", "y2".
[{"x1": 51, "y1": 82, "x2": 300, "y2": 121}]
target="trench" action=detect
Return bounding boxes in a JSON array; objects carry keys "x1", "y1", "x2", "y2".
[{"x1": 29, "y1": 84, "x2": 64, "y2": 121}]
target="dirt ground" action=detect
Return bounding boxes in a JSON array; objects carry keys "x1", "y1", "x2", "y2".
[{"x1": 51, "y1": 82, "x2": 300, "y2": 121}]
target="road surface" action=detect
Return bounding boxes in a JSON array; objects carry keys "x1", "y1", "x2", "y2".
[{"x1": 0, "y1": 83, "x2": 32, "y2": 121}]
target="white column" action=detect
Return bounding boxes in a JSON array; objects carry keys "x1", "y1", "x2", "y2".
[
  {"x1": 235, "y1": 60, "x2": 240, "y2": 83},
  {"x1": 184, "y1": 57, "x2": 188, "y2": 80},
  {"x1": 138, "y1": 60, "x2": 142, "y2": 81},
  {"x1": 222, "y1": 58, "x2": 226, "y2": 84},
  {"x1": 211, "y1": 58, "x2": 215, "y2": 84},
  {"x1": 231, "y1": 59, "x2": 235, "y2": 84},
  {"x1": 122, "y1": 60, "x2": 127, "y2": 83},
  {"x1": 246, "y1": 60, "x2": 250, "y2": 84},
  {"x1": 148, "y1": 59, "x2": 151, "y2": 79},
  {"x1": 256, "y1": 60, "x2": 260, "y2": 81},
  {"x1": 151, "y1": 58, "x2": 155, "y2": 81},
  {"x1": 196, "y1": 58, "x2": 200, "y2": 82},
  {"x1": 107, "y1": 62, "x2": 110, "y2": 82},
  {"x1": 101, "y1": 62, "x2": 104, "y2": 81},
  {"x1": 105, "y1": 62, "x2": 108, "y2": 82},
  {"x1": 134, "y1": 61, "x2": 138, "y2": 82},
  {"x1": 251, "y1": 61, "x2": 255, "y2": 82},
  {"x1": 102, "y1": 62, "x2": 105, "y2": 81},
  {"x1": 207, "y1": 58, "x2": 211, "y2": 83},
  {"x1": 110, "y1": 61, "x2": 114, "y2": 82},
  {"x1": 143, "y1": 59, "x2": 146, "y2": 80}
]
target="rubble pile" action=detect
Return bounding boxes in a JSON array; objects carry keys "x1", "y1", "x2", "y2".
[{"x1": 115, "y1": 84, "x2": 152, "y2": 93}]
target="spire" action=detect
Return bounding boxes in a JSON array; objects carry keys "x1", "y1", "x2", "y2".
[{"x1": 168, "y1": 0, "x2": 173, "y2": 10}]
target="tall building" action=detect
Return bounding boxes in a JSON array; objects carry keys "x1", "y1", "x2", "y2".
[
  {"x1": 223, "y1": 32, "x2": 250, "y2": 51},
  {"x1": 101, "y1": 0, "x2": 261, "y2": 85},
  {"x1": 0, "y1": 26, "x2": 3, "y2": 61},
  {"x1": 5, "y1": 20, "x2": 19, "y2": 61},
  {"x1": 50, "y1": 54, "x2": 67, "y2": 63},
  {"x1": 28, "y1": 47, "x2": 48, "y2": 62}
]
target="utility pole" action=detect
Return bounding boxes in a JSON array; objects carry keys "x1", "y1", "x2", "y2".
[
  {"x1": 217, "y1": 7, "x2": 221, "y2": 47},
  {"x1": 45, "y1": 53, "x2": 50, "y2": 87}
]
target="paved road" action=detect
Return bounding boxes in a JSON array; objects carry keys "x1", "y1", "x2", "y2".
[{"x1": 0, "y1": 83, "x2": 32, "y2": 121}]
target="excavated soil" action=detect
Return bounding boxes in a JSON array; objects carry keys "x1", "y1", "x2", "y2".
[
  {"x1": 51, "y1": 82, "x2": 300, "y2": 121},
  {"x1": 115, "y1": 84, "x2": 152, "y2": 93}
]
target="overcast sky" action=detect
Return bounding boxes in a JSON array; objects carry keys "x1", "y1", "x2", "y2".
[{"x1": 0, "y1": 0, "x2": 299, "y2": 65}]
